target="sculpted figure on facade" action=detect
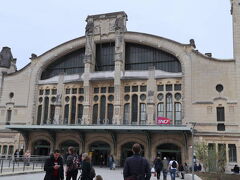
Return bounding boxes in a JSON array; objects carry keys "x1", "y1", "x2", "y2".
[
  {"x1": 85, "y1": 20, "x2": 94, "y2": 35},
  {"x1": 114, "y1": 17, "x2": 124, "y2": 31}
]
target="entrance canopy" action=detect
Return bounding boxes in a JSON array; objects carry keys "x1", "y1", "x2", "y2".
[{"x1": 6, "y1": 124, "x2": 191, "y2": 134}]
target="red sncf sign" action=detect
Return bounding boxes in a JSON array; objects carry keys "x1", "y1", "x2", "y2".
[{"x1": 157, "y1": 117, "x2": 171, "y2": 124}]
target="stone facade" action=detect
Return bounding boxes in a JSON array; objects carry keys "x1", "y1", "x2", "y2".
[{"x1": 0, "y1": 5, "x2": 240, "y2": 172}]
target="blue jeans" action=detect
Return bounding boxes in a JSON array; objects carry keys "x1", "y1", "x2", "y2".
[
  {"x1": 170, "y1": 169, "x2": 176, "y2": 180},
  {"x1": 162, "y1": 170, "x2": 168, "y2": 180}
]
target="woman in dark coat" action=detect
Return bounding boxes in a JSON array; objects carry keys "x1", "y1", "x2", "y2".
[
  {"x1": 81, "y1": 153, "x2": 93, "y2": 180},
  {"x1": 44, "y1": 150, "x2": 64, "y2": 180}
]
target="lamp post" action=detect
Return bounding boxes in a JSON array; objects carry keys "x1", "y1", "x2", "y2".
[{"x1": 191, "y1": 122, "x2": 196, "y2": 180}]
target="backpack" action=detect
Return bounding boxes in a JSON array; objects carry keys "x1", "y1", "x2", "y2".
[
  {"x1": 68, "y1": 154, "x2": 79, "y2": 172},
  {"x1": 90, "y1": 166, "x2": 96, "y2": 179},
  {"x1": 172, "y1": 161, "x2": 177, "y2": 168}
]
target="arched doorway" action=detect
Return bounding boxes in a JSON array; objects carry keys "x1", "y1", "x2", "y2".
[
  {"x1": 156, "y1": 143, "x2": 181, "y2": 163},
  {"x1": 59, "y1": 140, "x2": 80, "y2": 161},
  {"x1": 33, "y1": 140, "x2": 50, "y2": 156},
  {"x1": 121, "y1": 142, "x2": 144, "y2": 166},
  {"x1": 89, "y1": 141, "x2": 110, "y2": 166}
]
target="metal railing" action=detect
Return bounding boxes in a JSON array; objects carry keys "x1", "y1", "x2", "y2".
[{"x1": 0, "y1": 155, "x2": 48, "y2": 174}]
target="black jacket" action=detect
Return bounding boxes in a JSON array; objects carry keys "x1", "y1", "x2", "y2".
[
  {"x1": 81, "y1": 160, "x2": 92, "y2": 180},
  {"x1": 154, "y1": 159, "x2": 163, "y2": 171},
  {"x1": 44, "y1": 155, "x2": 64, "y2": 180},
  {"x1": 123, "y1": 154, "x2": 151, "y2": 180}
]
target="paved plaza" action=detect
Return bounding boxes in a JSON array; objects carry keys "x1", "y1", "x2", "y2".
[{"x1": 0, "y1": 167, "x2": 199, "y2": 180}]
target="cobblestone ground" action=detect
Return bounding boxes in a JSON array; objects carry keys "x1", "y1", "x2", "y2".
[{"x1": 0, "y1": 168, "x2": 189, "y2": 180}]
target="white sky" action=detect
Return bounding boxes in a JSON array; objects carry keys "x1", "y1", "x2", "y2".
[{"x1": 0, "y1": 0, "x2": 233, "y2": 70}]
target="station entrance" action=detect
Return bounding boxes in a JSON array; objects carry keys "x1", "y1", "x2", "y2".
[
  {"x1": 156, "y1": 143, "x2": 181, "y2": 163},
  {"x1": 120, "y1": 142, "x2": 144, "y2": 166},
  {"x1": 33, "y1": 140, "x2": 50, "y2": 156},
  {"x1": 89, "y1": 141, "x2": 110, "y2": 166}
]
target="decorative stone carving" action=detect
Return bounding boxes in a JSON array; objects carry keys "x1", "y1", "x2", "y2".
[
  {"x1": 189, "y1": 39, "x2": 196, "y2": 49},
  {"x1": 56, "y1": 94, "x2": 62, "y2": 104},
  {"x1": 30, "y1": 53, "x2": 38, "y2": 60},
  {"x1": 114, "y1": 17, "x2": 124, "y2": 31},
  {"x1": 85, "y1": 21, "x2": 94, "y2": 35}
]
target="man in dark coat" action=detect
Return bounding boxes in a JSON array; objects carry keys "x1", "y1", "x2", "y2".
[
  {"x1": 154, "y1": 156, "x2": 163, "y2": 180},
  {"x1": 123, "y1": 143, "x2": 151, "y2": 180},
  {"x1": 44, "y1": 149, "x2": 64, "y2": 180}
]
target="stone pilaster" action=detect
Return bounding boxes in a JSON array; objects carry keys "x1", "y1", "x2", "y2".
[
  {"x1": 54, "y1": 74, "x2": 64, "y2": 124},
  {"x1": 147, "y1": 68, "x2": 156, "y2": 124}
]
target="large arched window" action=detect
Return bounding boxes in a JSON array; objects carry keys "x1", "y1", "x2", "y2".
[
  {"x1": 37, "y1": 105, "x2": 42, "y2": 125},
  {"x1": 107, "y1": 104, "x2": 113, "y2": 124},
  {"x1": 157, "y1": 103, "x2": 164, "y2": 117},
  {"x1": 41, "y1": 48, "x2": 85, "y2": 80},
  {"x1": 140, "y1": 103, "x2": 147, "y2": 124},
  {"x1": 131, "y1": 94, "x2": 138, "y2": 124},
  {"x1": 166, "y1": 93, "x2": 173, "y2": 120},
  {"x1": 125, "y1": 43, "x2": 181, "y2": 72},
  {"x1": 77, "y1": 104, "x2": 83, "y2": 124},
  {"x1": 95, "y1": 42, "x2": 115, "y2": 71}
]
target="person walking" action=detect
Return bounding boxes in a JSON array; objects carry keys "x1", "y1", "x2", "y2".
[
  {"x1": 123, "y1": 143, "x2": 151, "y2": 180},
  {"x1": 178, "y1": 164, "x2": 184, "y2": 179},
  {"x1": 66, "y1": 147, "x2": 79, "y2": 180},
  {"x1": 154, "y1": 155, "x2": 163, "y2": 180},
  {"x1": 108, "y1": 154, "x2": 114, "y2": 170},
  {"x1": 44, "y1": 149, "x2": 64, "y2": 180},
  {"x1": 233, "y1": 164, "x2": 240, "y2": 174},
  {"x1": 168, "y1": 157, "x2": 178, "y2": 180},
  {"x1": 24, "y1": 150, "x2": 31, "y2": 166},
  {"x1": 81, "y1": 153, "x2": 95, "y2": 180},
  {"x1": 162, "y1": 157, "x2": 169, "y2": 180}
]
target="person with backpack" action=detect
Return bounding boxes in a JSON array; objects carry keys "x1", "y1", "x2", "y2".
[
  {"x1": 168, "y1": 157, "x2": 178, "y2": 180},
  {"x1": 123, "y1": 143, "x2": 151, "y2": 180},
  {"x1": 81, "y1": 153, "x2": 96, "y2": 180},
  {"x1": 66, "y1": 146, "x2": 79, "y2": 180},
  {"x1": 153, "y1": 155, "x2": 163, "y2": 180}
]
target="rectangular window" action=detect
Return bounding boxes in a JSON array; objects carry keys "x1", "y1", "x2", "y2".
[
  {"x1": 166, "y1": 84, "x2": 172, "y2": 91},
  {"x1": 157, "y1": 85, "x2": 164, "y2": 91},
  {"x1": 6, "y1": 110, "x2": 12, "y2": 125},
  {"x1": 108, "y1": 87, "x2": 114, "y2": 93},
  {"x1": 65, "y1": 88, "x2": 70, "y2": 94},
  {"x1": 101, "y1": 87, "x2": 106, "y2": 93},
  {"x1": 72, "y1": 88, "x2": 77, "y2": 94},
  {"x1": 132, "y1": 86, "x2": 138, "y2": 92},
  {"x1": 217, "y1": 107, "x2": 225, "y2": 121},
  {"x1": 94, "y1": 88, "x2": 99, "y2": 93},
  {"x1": 228, "y1": 144, "x2": 237, "y2": 162},
  {"x1": 124, "y1": 103, "x2": 130, "y2": 124},
  {"x1": 51, "y1": 89, "x2": 57, "y2": 95},
  {"x1": 140, "y1": 86, "x2": 147, "y2": 92},
  {"x1": 174, "y1": 84, "x2": 181, "y2": 91},
  {"x1": 124, "y1": 86, "x2": 130, "y2": 92},
  {"x1": 157, "y1": 103, "x2": 164, "y2": 118},
  {"x1": 45, "y1": 89, "x2": 50, "y2": 95},
  {"x1": 217, "y1": 123, "x2": 225, "y2": 131},
  {"x1": 174, "y1": 103, "x2": 182, "y2": 125},
  {"x1": 39, "y1": 89, "x2": 44, "y2": 95},
  {"x1": 218, "y1": 144, "x2": 226, "y2": 161},
  {"x1": 140, "y1": 103, "x2": 147, "y2": 124},
  {"x1": 79, "y1": 88, "x2": 84, "y2": 94}
]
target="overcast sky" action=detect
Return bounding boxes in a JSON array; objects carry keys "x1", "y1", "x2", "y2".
[{"x1": 0, "y1": 0, "x2": 233, "y2": 69}]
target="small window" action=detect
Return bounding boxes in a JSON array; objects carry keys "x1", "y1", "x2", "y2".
[
  {"x1": 45, "y1": 89, "x2": 50, "y2": 95},
  {"x1": 157, "y1": 93, "x2": 164, "y2": 101},
  {"x1": 217, "y1": 123, "x2": 225, "y2": 131},
  {"x1": 108, "y1": 95, "x2": 114, "y2": 102},
  {"x1": 72, "y1": 88, "x2": 77, "y2": 94},
  {"x1": 166, "y1": 84, "x2": 172, "y2": 91},
  {"x1": 108, "y1": 87, "x2": 114, "y2": 93},
  {"x1": 79, "y1": 88, "x2": 84, "y2": 94},
  {"x1": 51, "y1": 89, "x2": 57, "y2": 95},
  {"x1": 65, "y1": 88, "x2": 70, "y2": 94},
  {"x1": 78, "y1": 96, "x2": 84, "y2": 102},
  {"x1": 217, "y1": 107, "x2": 225, "y2": 121},
  {"x1": 39, "y1": 89, "x2": 44, "y2": 95},
  {"x1": 65, "y1": 96, "x2": 70, "y2": 103},
  {"x1": 132, "y1": 86, "x2": 138, "y2": 92},
  {"x1": 9, "y1": 92, "x2": 14, "y2": 98},
  {"x1": 216, "y1": 84, "x2": 224, "y2": 93},
  {"x1": 174, "y1": 84, "x2": 181, "y2": 91},
  {"x1": 140, "y1": 86, "x2": 147, "y2": 92},
  {"x1": 124, "y1": 95, "x2": 130, "y2": 101},
  {"x1": 124, "y1": 86, "x2": 130, "y2": 92},
  {"x1": 93, "y1": 95, "x2": 99, "y2": 102},
  {"x1": 101, "y1": 87, "x2": 106, "y2": 93},
  {"x1": 157, "y1": 85, "x2": 164, "y2": 91},
  {"x1": 94, "y1": 88, "x2": 99, "y2": 93}
]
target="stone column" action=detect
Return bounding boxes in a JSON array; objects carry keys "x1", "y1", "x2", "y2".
[
  {"x1": 54, "y1": 74, "x2": 64, "y2": 124},
  {"x1": 113, "y1": 31, "x2": 124, "y2": 125},
  {"x1": 82, "y1": 19, "x2": 95, "y2": 125},
  {"x1": 146, "y1": 68, "x2": 156, "y2": 124}
]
